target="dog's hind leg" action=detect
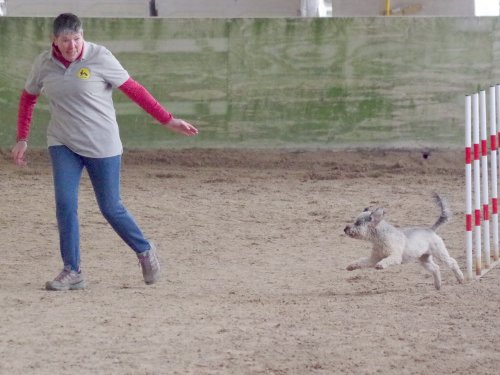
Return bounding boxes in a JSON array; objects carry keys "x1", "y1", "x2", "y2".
[
  {"x1": 419, "y1": 254, "x2": 442, "y2": 290},
  {"x1": 431, "y1": 240, "x2": 465, "y2": 284},
  {"x1": 440, "y1": 255, "x2": 464, "y2": 284}
]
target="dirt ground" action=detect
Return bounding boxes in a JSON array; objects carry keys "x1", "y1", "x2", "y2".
[{"x1": 1, "y1": 147, "x2": 500, "y2": 375}]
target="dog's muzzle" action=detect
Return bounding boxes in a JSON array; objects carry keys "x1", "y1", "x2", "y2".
[{"x1": 344, "y1": 225, "x2": 359, "y2": 238}]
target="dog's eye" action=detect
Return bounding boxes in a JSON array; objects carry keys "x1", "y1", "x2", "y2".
[
  {"x1": 355, "y1": 218, "x2": 366, "y2": 226},
  {"x1": 354, "y1": 214, "x2": 372, "y2": 226}
]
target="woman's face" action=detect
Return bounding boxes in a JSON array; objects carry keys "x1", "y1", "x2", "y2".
[{"x1": 53, "y1": 32, "x2": 84, "y2": 62}]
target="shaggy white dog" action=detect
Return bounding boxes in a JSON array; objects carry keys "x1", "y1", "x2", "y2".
[{"x1": 344, "y1": 194, "x2": 464, "y2": 290}]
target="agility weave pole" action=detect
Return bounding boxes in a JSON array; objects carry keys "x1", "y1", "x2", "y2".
[{"x1": 465, "y1": 87, "x2": 500, "y2": 281}]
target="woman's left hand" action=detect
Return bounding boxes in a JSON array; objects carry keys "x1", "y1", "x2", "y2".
[
  {"x1": 165, "y1": 118, "x2": 199, "y2": 136},
  {"x1": 11, "y1": 140, "x2": 28, "y2": 166}
]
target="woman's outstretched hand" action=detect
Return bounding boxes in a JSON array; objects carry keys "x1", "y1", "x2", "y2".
[{"x1": 165, "y1": 118, "x2": 199, "y2": 136}]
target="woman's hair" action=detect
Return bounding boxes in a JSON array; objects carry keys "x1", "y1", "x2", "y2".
[{"x1": 53, "y1": 13, "x2": 83, "y2": 36}]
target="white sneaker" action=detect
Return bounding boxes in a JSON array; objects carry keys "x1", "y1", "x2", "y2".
[
  {"x1": 46, "y1": 268, "x2": 86, "y2": 291},
  {"x1": 137, "y1": 244, "x2": 161, "y2": 285}
]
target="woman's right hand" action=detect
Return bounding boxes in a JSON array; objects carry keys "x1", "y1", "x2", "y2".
[{"x1": 12, "y1": 141, "x2": 28, "y2": 166}]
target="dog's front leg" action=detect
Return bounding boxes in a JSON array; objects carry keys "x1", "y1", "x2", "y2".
[
  {"x1": 375, "y1": 253, "x2": 403, "y2": 270},
  {"x1": 347, "y1": 256, "x2": 377, "y2": 271}
]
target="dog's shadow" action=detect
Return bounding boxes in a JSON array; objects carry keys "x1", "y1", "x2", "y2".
[
  {"x1": 318, "y1": 270, "x2": 427, "y2": 297},
  {"x1": 321, "y1": 287, "x2": 409, "y2": 297},
  {"x1": 320, "y1": 277, "x2": 410, "y2": 297}
]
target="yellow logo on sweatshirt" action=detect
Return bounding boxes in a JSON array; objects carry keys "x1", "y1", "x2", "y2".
[{"x1": 77, "y1": 68, "x2": 90, "y2": 80}]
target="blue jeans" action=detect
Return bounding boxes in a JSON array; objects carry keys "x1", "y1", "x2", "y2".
[{"x1": 49, "y1": 145, "x2": 151, "y2": 271}]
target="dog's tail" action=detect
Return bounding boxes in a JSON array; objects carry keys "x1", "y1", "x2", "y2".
[{"x1": 431, "y1": 193, "x2": 451, "y2": 231}]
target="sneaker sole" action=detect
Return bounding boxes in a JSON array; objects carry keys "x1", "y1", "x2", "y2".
[
  {"x1": 145, "y1": 273, "x2": 160, "y2": 285},
  {"x1": 45, "y1": 280, "x2": 86, "y2": 291}
]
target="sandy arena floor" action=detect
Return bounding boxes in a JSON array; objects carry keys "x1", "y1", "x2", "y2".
[{"x1": 1, "y1": 148, "x2": 499, "y2": 375}]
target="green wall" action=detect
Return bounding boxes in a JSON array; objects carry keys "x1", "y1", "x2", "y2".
[{"x1": 0, "y1": 17, "x2": 498, "y2": 149}]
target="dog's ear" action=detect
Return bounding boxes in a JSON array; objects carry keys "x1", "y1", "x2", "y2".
[{"x1": 369, "y1": 208, "x2": 385, "y2": 225}]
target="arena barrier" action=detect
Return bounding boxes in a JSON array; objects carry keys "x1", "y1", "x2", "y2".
[{"x1": 465, "y1": 87, "x2": 500, "y2": 280}]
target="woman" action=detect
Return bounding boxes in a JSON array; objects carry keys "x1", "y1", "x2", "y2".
[{"x1": 11, "y1": 13, "x2": 198, "y2": 291}]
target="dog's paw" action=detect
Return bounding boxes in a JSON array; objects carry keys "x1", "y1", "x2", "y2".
[
  {"x1": 346, "y1": 264, "x2": 358, "y2": 271},
  {"x1": 375, "y1": 263, "x2": 385, "y2": 270}
]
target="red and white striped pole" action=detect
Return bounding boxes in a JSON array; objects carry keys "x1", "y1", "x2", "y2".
[
  {"x1": 489, "y1": 86, "x2": 499, "y2": 262},
  {"x1": 480, "y1": 90, "x2": 491, "y2": 269},
  {"x1": 465, "y1": 94, "x2": 473, "y2": 280},
  {"x1": 472, "y1": 92, "x2": 482, "y2": 276}
]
